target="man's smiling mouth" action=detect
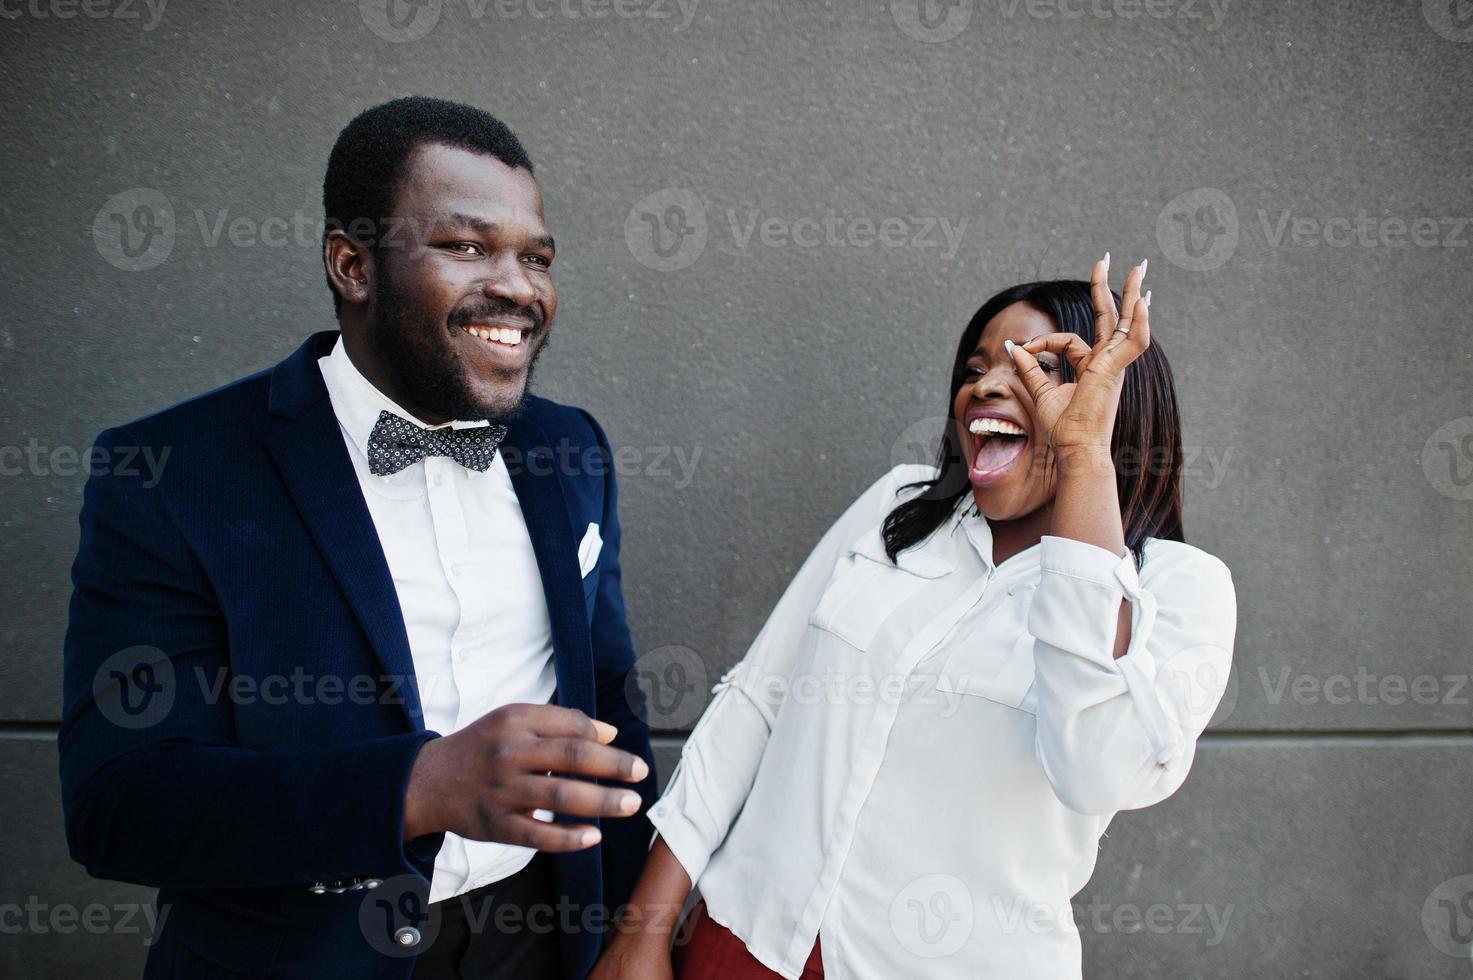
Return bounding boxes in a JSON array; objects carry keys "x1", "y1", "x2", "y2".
[{"x1": 460, "y1": 324, "x2": 530, "y2": 349}]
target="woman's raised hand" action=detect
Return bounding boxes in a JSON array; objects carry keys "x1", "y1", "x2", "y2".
[{"x1": 1007, "y1": 255, "x2": 1151, "y2": 462}]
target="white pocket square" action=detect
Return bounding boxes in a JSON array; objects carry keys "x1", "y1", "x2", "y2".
[{"x1": 577, "y1": 523, "x2": 603, "y2": 578}]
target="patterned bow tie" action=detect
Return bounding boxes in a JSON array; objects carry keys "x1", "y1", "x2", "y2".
[{"x1": 366, "y1": 410, "x2": 508, "y2": 476}]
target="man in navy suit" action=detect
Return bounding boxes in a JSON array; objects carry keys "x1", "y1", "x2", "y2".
[{"x1": 59, "y1": 97, "x2": 658, "y2": 979}]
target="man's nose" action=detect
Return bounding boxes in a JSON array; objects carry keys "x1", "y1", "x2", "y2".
[{"x1": 482, "y1": 256, "x2": 537, "y2": 309}]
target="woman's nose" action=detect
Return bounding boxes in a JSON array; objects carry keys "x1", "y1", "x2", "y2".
[{"x1": 971, "y1": 368, "x2": 1014, "y2": 400}]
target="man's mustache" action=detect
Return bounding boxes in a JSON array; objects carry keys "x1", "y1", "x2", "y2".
[{"x1": 449, "y1": 301, "x2": 544, "y2": 332}]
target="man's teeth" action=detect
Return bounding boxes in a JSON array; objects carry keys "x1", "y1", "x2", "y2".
[
  {"x1": 968, "y1": 417, "x2": 1026, "y2": 437},
  {"x1": 463, "y1": 325, "x2": 524, "y2": 346}
]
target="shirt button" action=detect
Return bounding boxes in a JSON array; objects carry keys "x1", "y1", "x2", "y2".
[{"x1": 431, "y1": 472, "x2": 444, "y2": 487}]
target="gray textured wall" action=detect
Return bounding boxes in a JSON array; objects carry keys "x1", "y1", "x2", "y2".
[{"x1": 2, "y1": 1, "x2": 1470, "y2": 977}]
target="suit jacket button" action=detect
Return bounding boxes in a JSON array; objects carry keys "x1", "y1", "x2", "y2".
[
  {"x1": 395, "y1": 927, "x2": 422, "y2": 948},
  {"x1": 363, "y1": 878, "x2": 383, "y2": 889},
  {"x1": 308, "y1": 882, "x2": 327, "y2": 895}
]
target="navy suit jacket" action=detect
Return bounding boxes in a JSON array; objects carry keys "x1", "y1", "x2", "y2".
[{"x1": 59, "y1": 331, "x2": 657, "y2": 979}]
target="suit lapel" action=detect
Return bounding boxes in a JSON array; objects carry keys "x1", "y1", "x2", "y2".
[
  {"x1": 502, "y1": 416, "x2": 595, "y2": 717},
  {"x1": 262, "y1": 333, "x2": 425, "y2": 729}
]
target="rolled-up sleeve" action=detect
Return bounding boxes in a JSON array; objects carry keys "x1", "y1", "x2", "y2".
[
  {"x1": 649, "y1": 465, "x2": 929, "y2": 884},
  {"x1": 1027, "y1": 536, "x2": 1237, "y2": 817}
]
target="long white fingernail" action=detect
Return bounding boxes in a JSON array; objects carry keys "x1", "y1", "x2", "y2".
[
  {"x1": 1102, "y1": 251, "x2": 1110, "y2": 271},
  {"x1": 1145, "y1": 289, "x2": 1152, "y2": 308},
  {"x1": 1139, "y1": 258, "x2": 1148, "y2": 276},
  {"x1": 1004, "y1": 338, "x2": 1016, "y2": 359}
]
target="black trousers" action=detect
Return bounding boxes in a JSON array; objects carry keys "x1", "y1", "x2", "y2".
[{"x1": 411, "y1": 852, "x2": 562, "y2": 980}]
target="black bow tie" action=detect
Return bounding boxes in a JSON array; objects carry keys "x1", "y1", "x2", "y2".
[{"x1": 366, "y1": 410, "x2": 508, "y2": 476}]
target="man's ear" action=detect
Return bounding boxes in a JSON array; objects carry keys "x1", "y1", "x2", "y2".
[{"x1": 323, "y1": 228, "x2": 373, "y2": 308}]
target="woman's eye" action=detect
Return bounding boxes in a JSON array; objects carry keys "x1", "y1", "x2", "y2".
[{"x1": 1038, "y1": 359, "x2": 1060, "y2": 373}]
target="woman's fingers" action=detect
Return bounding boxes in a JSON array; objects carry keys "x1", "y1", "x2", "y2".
[
  {"x1": 1019, "y1": 332, "x2": 1092, "y2": 373},
  {"x1": 1090, "y1": 253, "x2": 1117, "y2": 339},
  {"x1": 1005, "y1": 339, "x2": 1059, "y2": 407},
  {"x1": 1110, "y1": 260, "x2": 1146, "y2": 347},
  {"x1": 1102, "y1": 293, "x2": 1151, "y2": 366}
]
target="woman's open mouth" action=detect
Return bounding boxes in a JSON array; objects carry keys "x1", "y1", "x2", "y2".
[{"x1": 967, "y1": 414, "x2": 1029, "y2": 487}]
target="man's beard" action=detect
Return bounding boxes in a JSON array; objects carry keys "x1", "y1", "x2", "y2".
[{"x1": 369, "y1": 264, "x2": 547, "y2": 423}]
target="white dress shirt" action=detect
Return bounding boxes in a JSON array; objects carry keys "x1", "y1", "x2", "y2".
[
  {"x1": 318, "y1": 338, "x2": 557, "y2": 904},
  {"x1": 649, "y1": 464, "x2": 1237, "y2": 979}
]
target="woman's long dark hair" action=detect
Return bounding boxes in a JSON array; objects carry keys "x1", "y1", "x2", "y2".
[{"x1": 882, "y1": 280, "x2": 1185, "y2": 567}]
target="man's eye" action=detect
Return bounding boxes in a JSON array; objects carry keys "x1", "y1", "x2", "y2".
[
  {"x1": 446, "y1": 242, "x2": 482, "y2": 255},
  {"x1": 525, "y1": 254, "x2": 551, "y2": 268}
]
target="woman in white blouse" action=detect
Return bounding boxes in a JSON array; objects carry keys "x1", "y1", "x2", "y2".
[{"x1": 591, "y1": 257, "x2": 1236, "y2": 980}]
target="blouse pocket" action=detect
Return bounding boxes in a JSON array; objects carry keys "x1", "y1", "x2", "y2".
[
  {"x1": 934, "y1": 583, "x2": 1039, "y2": 712},
  {"x1": 808, "y1": 527, "x2": 953, "y2": 652}
]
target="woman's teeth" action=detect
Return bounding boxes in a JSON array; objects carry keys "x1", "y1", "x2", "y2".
[
  {"x1": 968, "y1": 417, "x2": 1026, "y2": 437},
  {"x1": 462, "y1": 325, "x2": 524, "y2": 347}
]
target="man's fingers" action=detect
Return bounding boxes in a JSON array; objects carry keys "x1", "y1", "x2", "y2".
[
  {"x1": 492, "y1": 813, "x2": 604, "y2": 853},
  {"x1": 507, "y1": 703, "x2": 616, "y2": 744},
  {"x1": 516, "y1": 774, "x2": 645, "y2": 819},
  {"x1": 524, "y1": 736, "x2": 650, "y2": 783}
]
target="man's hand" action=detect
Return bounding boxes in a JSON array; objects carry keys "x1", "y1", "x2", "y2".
[{"x1": 402, "y1": 703, "x2": 649, "y2": 850}]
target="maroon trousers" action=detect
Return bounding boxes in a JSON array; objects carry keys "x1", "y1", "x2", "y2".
[{"x1": 673, "y1": 901, "x2": 824, "y2": 980}]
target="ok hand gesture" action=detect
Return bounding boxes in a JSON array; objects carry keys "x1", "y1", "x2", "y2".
[{"x1": 1007, "y1": 255, "x2": 1151, "y2": 458}]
